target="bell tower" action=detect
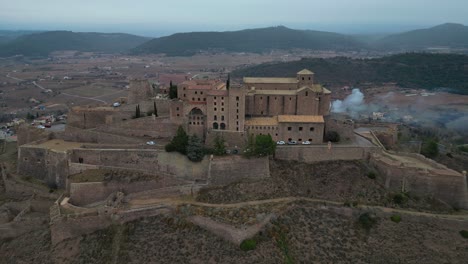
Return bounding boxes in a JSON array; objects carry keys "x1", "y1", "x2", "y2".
[{"x1": 297, "y1": 69, "x2": 314, "y2": 88}]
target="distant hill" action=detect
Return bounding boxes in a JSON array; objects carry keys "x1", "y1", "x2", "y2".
[
  {"x1": 132, "y1": 26, "x2": 365, "y2": 56},
  {"x1": 232, "y1": 53, "x2": 468, "y2": 94},
  {"x1": 373, "y1": 23, "x2": 468, "y2": 50},
  {"x1": 0, "y1": 31, "x2": 149, "y2": 57},
  {"x1": 0, "y1": 30, "x2": 43, "y2": 44}
]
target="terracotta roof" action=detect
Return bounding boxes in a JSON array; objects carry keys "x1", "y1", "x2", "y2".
[
  {"x1": 245, "y1": 117, "x2": 278, "y2": 126},
  {"x1": 297, "y1": 69, "x2": 314, "y2": 75},
  {"x1": 243, "y1": 77, "x2": 297, "y2": 84},
  {"x1": 278, "y1": 115, "x2": 324, "y2": 123}
]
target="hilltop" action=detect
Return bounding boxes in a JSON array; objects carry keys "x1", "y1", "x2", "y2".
[
  {"x1": 0, "y1": 31, "x2": 149, "y2": 57},
  {"x1": 373, "y1": 23, "x2": 468, "y2": 50},
  {"x1": 232, "y1": 53, "x2": 468, "y2": 93},
  {"x1": 131, "y1": 26, "x2": 364, "y2": 56}
]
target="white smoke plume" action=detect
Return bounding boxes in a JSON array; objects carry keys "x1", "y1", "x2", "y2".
[{"x1": 331, "y1": 88, "x2": 367, "y2": 117}]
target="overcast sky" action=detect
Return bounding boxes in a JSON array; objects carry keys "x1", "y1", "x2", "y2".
[{"x1": 1, "y1": 0, "x2": 467, "y2": 36}]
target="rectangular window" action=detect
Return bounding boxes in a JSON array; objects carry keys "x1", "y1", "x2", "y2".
[
  {"x1": 288, "y1": 127, "x2": 292, "y2": 131},
  {"x1": 176, "y1": 107, "x2": 179, "y2": 110},
  {"x1": 299, "y1": 127, "x2": 303, "y2": 131},
  {"x1": 195, "y1": 91, "x2": 198, "y2": 94},
  {"x1": 221, "y1": 116, "x2": 225, "y2": 121},
  {"x1": 236, "y1": 96, "x2": 239, "y2": 101},
  {"x1": 221, "y1": 108, "x2": 224, "y2": 111},
  {"x1": 214, "y1": 115, "x2": 217, "y2": 120},
  {"x1": 310, "y1": 127, "x2": 315, "y2": 131}
]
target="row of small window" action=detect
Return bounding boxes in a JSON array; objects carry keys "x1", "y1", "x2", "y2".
[
  {"x1": 189, "y1": 121, "x2": 204, "y2": 125},
  {"x1": 248, "y1": 126, "x2": 278, "y2": 130},
  {"x1": 190, "y1": 116, "x2": 203, "y2": 120},
  {"x1": 214, "y1": 102, "x2": 224, "y2": 106},
  {"x1": 192, "y1": 97, "x2": 206, "y2": 102},
  {"x1": 213, "y1": 115, "x2": 225, "y2": 121},
  {"x1": 287, "y1": 127, "x2": 314, "y2": 131},
  {"x1": 214, "y1": 108, "x2": 225, "y2": 112}
]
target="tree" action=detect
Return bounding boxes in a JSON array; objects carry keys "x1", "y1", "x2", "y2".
[
  {"x1": 165, "y1": 126, "x2": 189, "y2": 155},
  {"x1": 169, "y1": 81, "x2": 178, "y2": 99},
  {"x1": 226, "y1": 74, "x2": 230, "y2": 89},
  {"x1": 153, "y1": 101, "x2": 158, "y2": 117},
  {"x1": 213, "y1": 135, "x2": 226, "y2": 155},
  {"x1": 135, "y1": 104, "x2": 141, "y2": 118},
  {"x1": 421, "y1": 139, "x2": 439, "y2": 158},
  {"x1": 254, "y1": 134, "x2": 276, "y2": 157},
  {"x1": 187, "y1": 135, "x2": 205, "y2": 162},
  {"x1": 325, "y1": 131, "x2": 340, "y2": 142}
]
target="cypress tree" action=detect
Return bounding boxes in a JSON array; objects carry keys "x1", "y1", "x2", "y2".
[
  {"x1": 154, "y1": 101, "x2": 158, "y2": 117},
  {"x1": 226, "y1": 74, "x2": 230, "y2": 89}
]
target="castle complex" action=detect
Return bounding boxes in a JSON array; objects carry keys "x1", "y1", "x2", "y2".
[
  {"x1": 170, "y1": 69, "x2": 331, "y2": 144},
  {"x1": 12, "y1": 69, "x2": 468, "y2": 212}
]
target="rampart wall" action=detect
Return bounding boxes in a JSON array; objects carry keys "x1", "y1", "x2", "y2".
[
  {"x1": 69, "y1": 176, "x2": 187, "y2": 206},
  {"x1": 16, "y1": 124, "x2": 54, "y2": 146},
  {"x1": 369, "y1": 153, "x2": 468, "y2": 209},
  {"x1": 69, "y1": 149, "x2": 210, "y2": 182},
  {"x1": 17, "y1": 146, "x2": 69, "y2": 188},
  {"x1": 275, "y1": 145, "x2": 379, "y2": 163}
]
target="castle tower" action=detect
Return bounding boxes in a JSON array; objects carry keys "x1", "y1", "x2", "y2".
[
  {"x1": 297, "y1": 69, "x2": 314, "y2": 88},
  {"x1": 128, "y1": 79, "x2": 154, "y2": 104}
]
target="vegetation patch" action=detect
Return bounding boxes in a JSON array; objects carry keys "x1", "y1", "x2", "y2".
[
  {"x1": 460, "y1": 230, "x2": 468, "y2": 239},
  {"x1": 357, "y1": 212, "x2": 378, "y2": 232},
  {"x1": 392, "y1": 193, "x2": 409, "y2": 205},
  {"x1": 240, "y1": 239, "x2": 257, "y2": 251},
  {"x1": 390, "y1": 215, "x2": 401, "y2": 223},
  {"x1": 367, "y1": 171, "x2": 377, "y2": 179}
]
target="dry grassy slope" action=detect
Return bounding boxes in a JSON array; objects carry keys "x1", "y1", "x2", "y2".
[
  {"x1": 52, "y1": 206, "x2": 468, "y2": 263},
  {"x1": 197, "y1": 159, "x2": 455, "y2": 212}
]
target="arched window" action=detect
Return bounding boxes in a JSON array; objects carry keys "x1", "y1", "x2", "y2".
[
  {"x1": 220, "y1": 123, "x2": 226, "y2": 130},
  {"x1": 214, "y1": 115, "x2": 217, "y2": 121},
  {"x1": 213, "y1": 122, "x2": 219, "y2": 129}
]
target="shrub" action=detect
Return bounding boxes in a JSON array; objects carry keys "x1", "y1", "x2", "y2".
[
  {"x1": 421, "y1": 139, "x2": 438, "y2": 158},
  {"x1": 393, "y1": 193, "x2": 408, "y2": 205},
  {"x1": 240, "y1": 239, "x2": 257, "y2": 251},
  {"x1": 460, "y1": 230, "x2": 468, "y2": 239},
  {"x1": 213, "y1": 135, "x2": 226, "y2": 156},
  {"x1": 390, "y1": 215, "x2": 401, "y2": 223},
  {"x1": 358, "y1": 212, "x2": 378, "y2": 231},
  {"x1": 367, "y1": 171, "x2": 376, "y2": 179}
]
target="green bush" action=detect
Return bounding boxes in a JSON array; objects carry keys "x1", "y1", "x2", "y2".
[
  {"x1": 460, "y1": 230, "x2": 468, "y2": 239},
  {"x1": 358, "y1": 212, "x2": 378, "y2": 231},
  {"x1": 390, "y1": 215, "x2": 401, "y2": 223},
  {"x1": 240, "y1": 239, "x2": 257, "y2": 251},
  {"x1": 393, "y1": 193, "x2": 408, "y2": 205},
  {"x1": 367, "y1": 171, "x2": 376, "y2": 179}
]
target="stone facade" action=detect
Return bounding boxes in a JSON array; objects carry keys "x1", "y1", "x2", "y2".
[{"x1": 171, "y1": 69, "x2": 331, "y2": 144}]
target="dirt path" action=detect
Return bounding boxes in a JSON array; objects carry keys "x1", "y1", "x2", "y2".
[{"x1": 127, "y1": 196, "x2": 468, "y2": 221}]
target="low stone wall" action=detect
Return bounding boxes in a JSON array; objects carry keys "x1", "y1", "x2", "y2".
[
  {"x1": 209, "y1": 156, "x2": 270, "y2": 185},
  {"x1": 369, "y1": 153, "x2": 468, "y2": 209},
  {"x1": 275, "y1": 145, "x2": 379, "y2": 163}
]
